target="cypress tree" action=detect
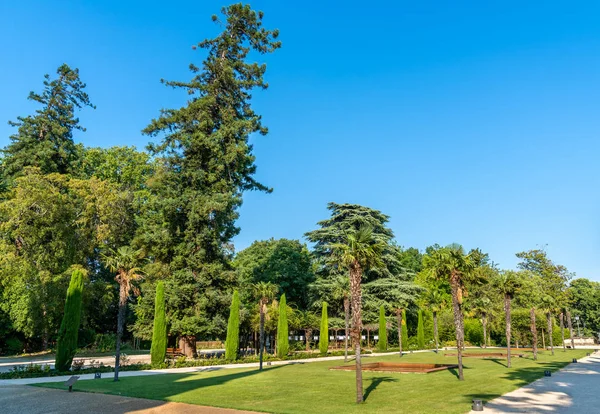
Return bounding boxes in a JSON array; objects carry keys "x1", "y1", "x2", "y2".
[
  {"x1": 225, "y1": 290, "x2": 241, "y2": 360},
  {"x1": 276, "y1": 294, "x2": 289, "y2": 358},
  {"x1": 150, "y1": 281, "x2": 167, "y2": 366},
  {"x1": 417, "y1": 309, "x2": 425, "y2": 349},
  {"x1": 319, "y1": 302, "x2": 329, "y2": 355},
  {"x1": 401, "y1": 309, "x2": 408, "y2": 350},
  {"x1": 378, "y1": 305, "x2": 387, "y2": 351},
  {"x1": 55, "y1": 269, "x2": 84, "y2": 372}
]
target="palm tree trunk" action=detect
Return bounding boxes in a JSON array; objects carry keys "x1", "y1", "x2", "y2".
[
  {"x1": 547, "y1": 312, "x2": 554, "y2": 355},
  {"x1": 344, "y1": 296, "x2": 350, "y2": 363},
  {"x1": 397, "y1": 309, "x2": 403, "y2": 357},
  {"x1": 505, "y1": 294, "x2": 512, "y2": 368},
  {"x1": 566, "y1": 310, "x2": 575, "y2": 349},
  {"x1": 349, "y1": 263, "x2": 364, "y2": 403},
  {"x1": 530, "y1": 308, "x2": 538, "y2": 360},
  {"x1": 542, "y1": 329, "x2": 545, "y2": 350},
  {"x1": 433, "y1": 310, "x2": 439, "y2": 353},
  {"x1": 482, "y1": 315, "x2": 487, "y2": 349},
  {"x1": 259, "y1": 302, "x2": 265, "y2": 370},
  {"x1": 449, "y1": 271, "x2": 465, "y2": 380},
  {"x1": 560, "y1": 312, "x2": 566, "y2": 351},
  {"x1": 114, "y1": 280, "x2": 128, "y2": 381}
]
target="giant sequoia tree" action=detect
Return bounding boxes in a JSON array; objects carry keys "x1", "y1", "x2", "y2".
[
  {"x1": 137, "y1": 3, "x2": 281, "y2": 344},
  {"x1": 2, "y1": 64, "x2": 94, "y2": 183}
]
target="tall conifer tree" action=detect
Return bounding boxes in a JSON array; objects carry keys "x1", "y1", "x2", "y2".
[
  {"x1": 55, "y1": 269, "x2": 84, "y2": 372},
  {"x1": 319, "y1": 302, "x2": 329, "y2": 355},
  {"x1": 150, "y1": 281, "x2": 167, "y2": 366},
  {"x1": 138, "y1": 3, "x2": 281, "y2": 343},
  {"x1": 2, "y1": 64, "x2": 94, "y2": 182},
  {"x1": 225, "y1": 290, "x2": 240, "y2": 360},
  {"x1": 401, "y1": 309, "x2": 409, "y2": 350},
  {"x1": 417, "y1": 309, "x2": 425, "y2": 349},
  {"x1": 378, "y1": 305, "x2": 387, "y2": 351},
  {"x1": 276, "y1": 294, "x2": 289, "y2": 357}
]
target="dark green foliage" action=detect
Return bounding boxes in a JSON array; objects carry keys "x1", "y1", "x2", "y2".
[
  {"x1": 319, "y1": 302, "x2": 329, "y2": 355},
  {"x1": 568, "y1": 278, "x2": 600, "y2": 335},
  {"x1": 234, "y1": 239, "x2": 314, "y2": 309},
  {"x1": 225, "y1": 290, "x2": 241, "y2": 360},
  {"x1": 464, "y1": 318, "x2": 484, "y2": 345},
  {"x1": 276, "y1": 294, "x2": 289, "y2": 357},
  {"x1": 2, "y1": 64, "x2": 94, "y2": 182},
  {"x1": 401, "y1": 309, "x2": 409, "y2": 349},
  {"x1": 305, "y1": 203, "x2": 406, "y2": 284},
  {"x1": 417, "y1": 309, "x2": 425, "y2": 349},
  {"x1": 150, "y1": 282, "x2": 167, "y2": 366},
  {"x1": 55, "y1": 269, "x2": 84, "y2": 372},
  {"x1": 378, "y1": 305, "x2": 387, "y2": 351},
  {"x1": 136, "y1": 3, "x2": 281, "y2": 339}
]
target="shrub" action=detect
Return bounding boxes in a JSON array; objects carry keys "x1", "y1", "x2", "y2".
[
  {"x1": 464, "y1": 318, "x2": 484, "y2": 345},
  {"x1": 378, "y1": 305, "x2": 387, "y2": 351},
  {"x1": 319, "y1": 302, "x2": 328, "y2": 355},
  {"x1": 55, "y1": 269, "x2": 84, "y2": 372},
  {"x1": 94, "y1": 333, "x2": 116, "y2": 352},
  {"x1": 417, "y1": 310, "x2": 425, "y2": 349},
  {"x1": 276, "y1": 294, "x2": 289, "y2": 357},
  {"x1": 151, "y1": 281, "x2": 168, "y2": 366}
]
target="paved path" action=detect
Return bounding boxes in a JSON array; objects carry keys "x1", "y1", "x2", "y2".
[
  {"x1": 471, "y1": 352, "x2": 600, "y2": 413},
  {"x1": 0, "y1": 384, "x2": 257, "y2": 414}
]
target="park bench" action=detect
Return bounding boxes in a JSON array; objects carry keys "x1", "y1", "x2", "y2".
[
  {"x1": 64, "y1": 375, "x2": 79, "y2": 392},
  {"x1": 166, "y1": 347, "x2": 184, "y2": 358}
]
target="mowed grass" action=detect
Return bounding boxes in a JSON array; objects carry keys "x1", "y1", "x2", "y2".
[{"x1": 35, "y1": 348, "x2": 588, "y2": 414}]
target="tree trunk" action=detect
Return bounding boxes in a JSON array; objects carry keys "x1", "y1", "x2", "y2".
[
  {"x1": 433, "y1": 311, "x2": 439, "y2": 353},
  {"x1": 566, "y1": 310, "x2": 575, "y2": 349},
  {"x1": 397, "y1": 309, "x2": 403, "y2": 357},
  {"x1": 305, "y1": 328, "x2": 312, "y2": 351},
  {"x1": 178, "y1": 336, "x2": 197, "y2": 358},
  {"x1": 259, "y1": 302, "x2": 265, "y2": 370},
  {"x1": 547, "y1": 312, "x2": 554, "y2": 355},
  {"x1": 560, "y1": 312, "x2": 566, "y2": 352},
  {"x1": 530, "y1": 308, "x2": 538, "y2": 360},
  {"x1": 450, "y1": 271, "x2": 465, "y2": 380},
  {"x1": 344, "y1": 296, "x2": 350, "y2": 362},
  {"x1": 349, "y1": 263, "x2": 364, "y2": 403},
  {"x1": 505, "y1": 294, "x2": 512, "y2": 368},
  {"x1": 366, "y1": 328, "x2": 370, "y2": 349},
  {"x1": 482, "y1": 315, "x2": 487, "y2": 349},
  {"x1": 114, "y1": 280, "x2": 128, "y2": 381},
  {"x1": 542, "y1": 329, "x2": 545, "y2": 350}
]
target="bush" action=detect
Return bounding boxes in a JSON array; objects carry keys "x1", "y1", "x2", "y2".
[
  {"x1": 5, "y1": 337, "x2": 24, "y2": 355},
  {"x1": 93, "y1": 333, "x2": 116, "y2": 352},
  {"x1": 55, "y1": 269, "x2": 84, "y2": 372},
  {"x1": 464, "y1": 318, "x2": 484, "y2": 346},
  {"x1": 151, "y1": 281, "x2": 168, "y2": 366}
]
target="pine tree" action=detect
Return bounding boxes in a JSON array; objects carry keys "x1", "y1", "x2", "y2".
[
  {"x1": 276, "y1": 294, "x2": 289, "y2": 358},
  {"x1": 2, "y1": 64, "x2": 94, "y2": 182},
  {"x1": 319, "y1": 302, "x2": 329, "y2": 355},
  {"x1": 150, "y1": 281, "x2": 167, "y2": 366},
  {"x1": 417, "y1": 309, "x2": 425, "y2": 349},
  {"x1": 138, "y1": 4, "x2": 281, "y2": 342},
  {"x1": 55, "y1": 269, "x2": 84, "y2": 372},
  {"x1": 378, "y1": 305, "x2": 387, "y2": 351},
  {"x1": 225, "y1": 290, "x2": 241, "y2": 360},
  {"x1": 401, "y1": 309, "x2": 409, "y2": 350}
]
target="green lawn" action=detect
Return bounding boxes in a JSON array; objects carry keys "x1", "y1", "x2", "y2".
[{"x1": 35, "y1": 349, "x2": 588, "y2": 414}]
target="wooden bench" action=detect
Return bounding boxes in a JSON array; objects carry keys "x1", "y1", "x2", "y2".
[
  {"x1": 64, "y1": 375, "x2": 79, "y2": 392},
  {"x1": 166, "y1": 348, "x2": 184, "y2": 358}
]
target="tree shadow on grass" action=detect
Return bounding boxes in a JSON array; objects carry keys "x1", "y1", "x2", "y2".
[
  {"x1": 447, "y1": 364, "x2": 470, "y2": 380},
  {"x1": 363, "y1": 376, "x2": 398, "y2": 401},
  {"x1": 487, "y1": 358, "x2": 508, "y2": 368}
]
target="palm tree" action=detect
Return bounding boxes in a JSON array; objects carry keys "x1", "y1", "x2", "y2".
[
  {"x1": 295, "y1": 310, "x2": 319, "y2": 351},
  {"x1": 311, "y1": 274, "x2": 351, "y2": 361},
  {"x1": 422, "y1": 244, "x2": 475, "y2": 381},
  {"x1": 330, "y1": 226, "x2": 385, "y2": 404},
  {"x1": 493, "y1": 270, "x2": 523, "y2": 368},
  {"x1": 252, "y1": 282, "x2": 278, "y2": 371},
  {"x1": 423, "y1": 285, "x2": 448, "y2": 353},
  {"x1": 101, "y1": 246, "x2": 144, "y2": 381}
]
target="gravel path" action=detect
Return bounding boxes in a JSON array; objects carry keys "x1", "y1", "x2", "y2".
[
  {"x1": 0, "y1": 384, "x2": 257, "y2": 414},
  {"x1": 470, "y1": 351, "x2": 600, "y2": 413}
]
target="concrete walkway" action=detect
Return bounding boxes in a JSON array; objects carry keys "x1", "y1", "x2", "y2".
[
  {"x1": 471, "y1": 352, "x2": 600, "y2": 413},
  {"x1": 0, "y1": 384, "x2": 257, "y2": 414}
]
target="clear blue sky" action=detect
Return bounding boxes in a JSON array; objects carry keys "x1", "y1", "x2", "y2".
[{"x1": 1, "y1": 1, "x2": 599, "y2": 280}]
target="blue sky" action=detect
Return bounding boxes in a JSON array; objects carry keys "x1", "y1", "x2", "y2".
[{"x1": 1, "y1": 1, "x2": 599, "y2": 280}]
